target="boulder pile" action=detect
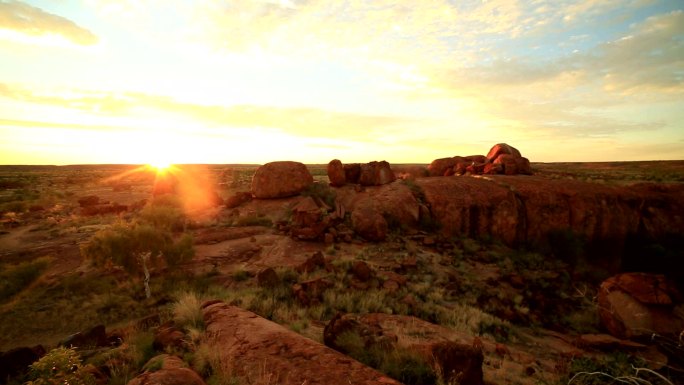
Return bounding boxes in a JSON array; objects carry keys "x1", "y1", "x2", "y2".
[
  {"x1": 327, "y1": 160, "x2": 396, "y2": 186},
  {"x1": 427, "y1": 143, "x2": 532, "y2": 177}
]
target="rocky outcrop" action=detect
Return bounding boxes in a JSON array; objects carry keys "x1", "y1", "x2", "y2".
[
  {"x1": 327, "y1": 159, "x2": 346, "y2": 187},
  {"x1": 416, "y1": 176, "x2": 684, "y2": 256},
  {"x1": 127, "y1": 355, "x2": 206, "y2": 385},
  {"x1": 202, "y1": 303, "x2": 402, "y2": 385},
  {"x1": 428, "y1": 143, "x2": 532, "y2": 177},
  {"x1": 598, "y1": 273, "x2": 684, "y2": 340},
  {"x1": 224, "y1": 191, "x2": 252, "y2": 208},
  {"x1": 0, "y1": 345, "x2": 45, "y2": 381},
  {"x1": 59, "y1": 324, "x2": 107, "y2": 349},
  {"x1": 351, "y1": 204, "x2": 388, "y2": 241},
  {"x1": 251, "y1": 161, "x2": 313, "y2": 199},
  {"x1": 327, "y1": 160, "x2": 396, "y2": 186},
  {"x1": 324, "y1": 313, "x2": 484, "y2": 385}
]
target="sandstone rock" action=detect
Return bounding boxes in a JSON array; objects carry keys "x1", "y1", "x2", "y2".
[
  {"x1": 343, "y1": 163, "x2": 362, "y2": 184},
  {"x1": 0, "y1": 345, "x2": 45, "y2": 381},
  {"x1": 225, "y1": 191, "x2": 252, "y2": 208},
  {"x1": 359, "y1": 161, "x2": 396, "y2": 186},
  {"x1": 324, "y1": 313, "x2": 483, "y2": 385},
  {"x1": 351, "y1": 205, "x2": 388, "y2": 242},
  {"x1": 428, "y1": 157, "x2": 457, "y2": 177},
  {"x1": 598, "y1": 273, "x2": 684, "y2": 339},
  {"x1": 60, "y1": 324, "x2": 108, "y2": 349},
  {"x1": 127, "y1": 356, "x2": 206, "y2": 385},
  {"x1": 256, "y1": 267, "x2": 279, "y2": 288},
  {"x1": 464, "y1": 155, "x2": 488, "y2": 164},
  {"x1": 327, "y1": 159, "x2": 346, "y2": 187},
  {"x1": 494, "y1": 154, "x2": 519, "y2": 175},
  {"x1": 203, "y1": 303, "x2": 402, "y2": 385},
  {"x1": 296, "y1": 251, "x2": 326, "y2": 274},
  {"x1": 153, "y1": 322, "x2": 186, "y2": 351},
  {"x1": 293, "y1": 277, "x2": 332, "y2": 306},
  {"x1": 351, "y1": 260, "x2": 373, "y2": 282},
  {"x1": 577, "y1": 334, "x2": 646, "y2": 350},
  {"x1": 516, "y1": 157, "x2": 533, "y2": 175},
  {"x1": 416, "y1": 177, "x2": 520, "y2": 244},
  {"x1": 291, "y1": 197, "x2": 328, "y2": 240},
  {"x1": 251, "y1": 161, "x2": 313, "y2": 199},
  {"x1": 486, "y1": 143, "x2": 522, "y2": 162}
]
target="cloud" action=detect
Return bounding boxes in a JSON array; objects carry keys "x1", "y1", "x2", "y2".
[
  {"x1": 0, "y1": 83, "x2": 412, "y2": 139},
  {"x1": 0, "y1": 0, "x2": 98, "y2": 45}
]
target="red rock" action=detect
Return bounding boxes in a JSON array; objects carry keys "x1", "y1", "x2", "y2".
[
  {"x1": 577, "y1": 334, "x2": 646, "y2": 350},
  {"x1": 324, "y1": 232, "x2": 335, "y2": 244},
  {"x1": 291, "y1": 197, "x2": 328, "y2": 240},
  {"x1": 293, "y1": 277, "x2": 332, "y2": 305},
  {"x1": 483, "y1": 163, "x2": 503, "y2": 175},
  {"x1": 493, "y1": 154, "x2": 519, "y2": 175},
  {"x1": 428, "y1": 157, "x2": 457, "y2": 177},
  {"x1": 343, "y1": 163, "x2": 362, "y2": 184},
  {"x1": 327, "y1": 159, "x2": 346, "y2": 187},
  {"x1": 454, "y1": 162, "x2": 468, "y2": 175},
  {"x1": 464, "y1": 155, "x2": 487, "y2": 164},
  {"x1": 392, "y1": 165, "x2": 428, "y2": 180},
  {"x1": 516, "y1": 157, "x2": 533, "y2": 175},
  {"x1": 324, "y1": 313, "x2": 483, "y2": 385},
  {"x1": 351, "y1": 205, "x2": 388, "y2": 241},
  {"x1": 256, "y1": 267, "x2": 279, "y2": 288},
  {"x1": 486, "y1": 143, "x2": 522, "y2": 162},
  {"x1": 359, "y1": 161, "x2": 396, "y2": 186},
  {"x1": 351, "y1": 260, "x2": 373, "y2": 282},
  {"x1": 466, "y1": 163, "x2": 486, "y2": 175},
  {"x1": 598, "y1": 273, "x2": 684, "y2": 339},
  {"x1": 203, "y1": 305, "x2": 401, "y2": 385},
  {"x1": 251, "y1": 161, "x2": 313, "y2": 199},
  {"x1": 296, "y1": 251, "x2": 326, "y2": 274},
  {"x1": 225, "y1": 191, "x2": 252, "y2": 208},
  {"x1": 127, "y1": 366, "x2": 206, "y2": 385},
  {"x1": 153, "y1": 322, "x2": 186, "y2": 351}
]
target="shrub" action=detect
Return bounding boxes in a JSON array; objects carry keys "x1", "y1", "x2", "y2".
[
  {"x1": 26, "y1": 346, "x2": 95, "y2": 385},
  {"x1": 173, "y1": 291, "x2": 205, "y2": 330},
  {"x1": 0, "y1": 257, "x2": 50, "y2": 302}
]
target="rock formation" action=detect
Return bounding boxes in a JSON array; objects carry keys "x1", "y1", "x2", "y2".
[
  {"x1": 251, "y1": 161, "x2": 314, "y2": 199},
  {"x1": 202, "y1": 302, "x2": 402, "y2": 385},
  {"x1": 326, "y1": 160, "x2": 396, "y2": 186},
  {"x1": 598, "y1": 273, "x2": 684, "y2": 340}
]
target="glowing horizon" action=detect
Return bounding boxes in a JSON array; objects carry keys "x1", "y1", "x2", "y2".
[{"x1": 1, "y1": 1, "x2": 683, "y2": 165}]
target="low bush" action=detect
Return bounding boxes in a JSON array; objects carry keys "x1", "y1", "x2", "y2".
[{"x1": 0, "y1": 257, "x2": 50, "y2": 302}]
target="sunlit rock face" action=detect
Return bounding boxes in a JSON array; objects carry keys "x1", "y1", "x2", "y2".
[{"x1": 251, "y1": 161, "x2": 313, "y2": 199}]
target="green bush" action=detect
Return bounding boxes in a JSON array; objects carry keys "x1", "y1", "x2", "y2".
[
  {"x1": 0, "y1": 257, "x2": 50, "y2": 302},
  {"x1": 81, "y1": 222, "x2": 194, "y2": 275},
  {"x1": 26, "y1": 346, "x2": 95, "y2": 385}
]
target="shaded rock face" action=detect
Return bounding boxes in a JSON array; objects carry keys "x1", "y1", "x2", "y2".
[
  {"x1": 327, "y1": 159, "x2": 346, "y2": 187},
  {"x1": 202, "y1": 303, "x2": 402, "y2": 385},
  {"x1": 598, "y1": 273, "x2": 684, "y2": 340},
  {"x1": 328, "y1": 160, "x2": 395, "y2": 186},
  {"x1": 290, "y1": 196, "x2": 328, "y2": 240},
  {"x1": 359, "y1": 161, "x2": 396, "y2": 186},
  {"x1": 60, "y1": 324, "x2": 107, "y2": 349},
  {"x1": 0, "y1": 345, "x2": 45, "y2": 381},
  {"x1": 324, "y1": 313, "x2": 484, "y2": 385},
  {"x1": 351, "y1": 205, "x2": 388, "y2": 242},
  {"x1": 428, "y1": 157, "x2": 458, "y2": 177},
  {"x1": 251, "y1": 161, "x2": 313, "y2": 199},
  {"x1": 416, "y1": 176, "x2": 684, "y2": 270},
  {"x1": 428, "y1": 143, "x2": 532, "y2": 177},
  {"x1": 225, "y1": 191, "x2": 252, "y2": 208}
]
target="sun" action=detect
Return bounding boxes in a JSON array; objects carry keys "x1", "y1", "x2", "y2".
[{"x1": 148, "y1": 161, "x2": 172, "y2": 174}]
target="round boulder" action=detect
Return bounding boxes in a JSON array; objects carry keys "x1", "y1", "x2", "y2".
[
  {"x1": 327, "y1": 159, "x2": 346, "y2": 187},
  {"x1": 251, "y1": 161, "x2": 314, "y2": 199}
]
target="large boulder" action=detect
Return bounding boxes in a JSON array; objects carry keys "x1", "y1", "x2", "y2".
[
  {"x1": 290, "y1": 196, "x2": 329, "y2": 240},
  {"x1": 351, "y1": 205, "x2": 388, "y2": 242},
  {"x1": 343, "y1": 163, "x2": 362, "y2": 184},
  {"x1": 0, "y1": 345, "x2": 45, "y2": 381},
  {"x1": 598, "y1": 273, "x2": 684, "y2": 340},
  {"x1": 428, "y1": 157, "x2": 458, "y2": 177},
  {"x1": 486, "y1": 143, "x2": 522, "y2": 162},
  {"x1": 251, "y1": 161, "x2": 313, "y2": 199},
  {"x1": 327, "y1": 159, "x2": 346, "y2": 187},
  {"x1": 359, "y1": 161, "x2": 396, "y2": 186},
  {"x1": 202, "y1": 303, "x2": 402, "y2": 385}
]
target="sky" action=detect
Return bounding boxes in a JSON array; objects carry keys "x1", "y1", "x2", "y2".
[{"x1": 0, "y1": 0, "x2": 683, "y2": 165}]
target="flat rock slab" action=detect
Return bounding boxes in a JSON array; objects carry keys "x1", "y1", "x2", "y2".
[{"x1": 202, "y1": 303, "x2": 402, "y2": 385}]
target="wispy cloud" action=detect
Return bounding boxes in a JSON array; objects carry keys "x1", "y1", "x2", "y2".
[
  {"x1": 0, "y1": 82, "x2": 413, "y2": 139},
  {"x1": 0, "y1": 0, "x2": 98, "y2": 45}
]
